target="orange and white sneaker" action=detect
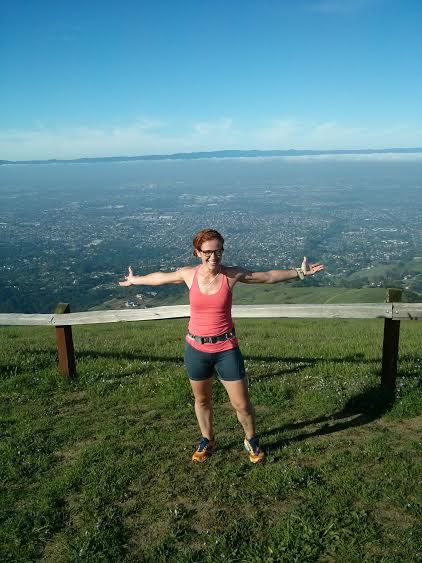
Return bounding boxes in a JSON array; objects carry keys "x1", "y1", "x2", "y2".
[
  {"x1": 244, "y1": 436, "x2": 265, "y2": 463},
  {"x1": 192, "y1": 437, "x2": 214, "y2": 462}
]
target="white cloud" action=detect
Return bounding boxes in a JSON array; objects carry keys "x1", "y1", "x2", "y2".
[
  {"x1": 282, "y1": 152, "x2": 422, "y2": 161},
  {"x1": 0, "y1": 117, "x2": 421, "y2": 161},
  {"x1": 0, "y1": 123, "x2": 180, "y2": 160},
  {"x1": 193, "y1": 117, "x2": 233, "y2": 135},
  {"x1": 254, "y1": 119, "x2": 302, "y2": 147},
  {"x1": 254, "y1": 119, "x2": 422, "y2": 150},
  {"x1": 0, "y1": 118, "x2": 239, "y2": 160},
  {"x1": 307, "y1": 121, "x2": 369, "y2": 146}
]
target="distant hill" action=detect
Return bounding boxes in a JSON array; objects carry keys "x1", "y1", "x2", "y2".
[{"x1": 2, "y1": 147, "x2": 422, "y2": 165}]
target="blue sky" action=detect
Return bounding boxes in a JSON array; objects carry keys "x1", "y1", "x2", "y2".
[{"x1": 1, "y1": 0, "x2": 421, "y2": 159}]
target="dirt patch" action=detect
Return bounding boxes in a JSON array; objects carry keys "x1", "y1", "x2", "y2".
[
  {"x1": 383, "y1": 416, "x2": 422, "y2": 436},
  {"x1": 57, "y1": 391, "x2": 89, "y2": 418},
  {"x1": 124, "y1": 507, "x2": 172, "y2": 552},
  {"x1": 259, "y1": 496, "x2": 303, "y2": 519},
  {"x1": 375, "y1": 501, "x2": 418, "y2": 530},
  {"x1": 55, "y1": 437, "x2": 99, "y2": 464},
  {"x1": 296, "y1": 414, "x2": 422, "y2": 445},
  {"x1": 264, "y1": 414, "x2": 422, "y2": 468},
  {"x1": 42, "y1": 532, "x2": 69, "y2": 562}
]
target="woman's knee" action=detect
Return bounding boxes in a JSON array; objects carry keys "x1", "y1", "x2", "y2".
[
  {"x1": 190, "y1": 379, "x2": 213, "y2": 407},
  {"x1": 193, "y1": 386, "x2": 212, "y2": 408},
  {"x1": 231, "y1": 399, "x2": 253, "y2": 416},
  {"x1": 195, "y1": 395, "x2": 212, "y2": 408}
]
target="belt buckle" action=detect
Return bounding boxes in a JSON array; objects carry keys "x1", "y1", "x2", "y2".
[{"x1": 202, "y1": 336, "x2": 216, "y2": 344}]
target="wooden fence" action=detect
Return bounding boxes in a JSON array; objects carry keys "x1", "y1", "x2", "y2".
[{"x1": 1, "y1": 289, "x2": 421, "y2": 395}]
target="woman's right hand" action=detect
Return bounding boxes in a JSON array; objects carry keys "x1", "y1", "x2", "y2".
[{"x1": 119, "y1": 266, "x2": 135, "y2": 286}]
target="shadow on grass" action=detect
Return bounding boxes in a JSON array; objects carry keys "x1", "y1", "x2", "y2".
[
  {"x1": 67, "y1": 350, "x2": 182, "y2": 364},
  {"x1": 6, "y1": 347, "x2": 420, "y2": 389},
  {"x1": 58, "y1": 351, "x2": 385, "y2": 384},
  {"x1": 263, "y1": 382, "x2": 396, "y2": 457},
  {"x1": 0, "y1": 354, "x2": 57, "y2": 378},
  {"x1": 75, "y1": 350, "x2": 384, "y2": 364},
  {"x1": 248, "y1": 353, "x2": 381, "y2": 381}
]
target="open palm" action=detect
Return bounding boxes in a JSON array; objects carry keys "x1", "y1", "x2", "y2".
[
  {"x1": 119, "y1": 266, "x2": 135, "y2": 286},
  {"x1": 301, "y1": 257, "x2": 325, "y2": 276}
]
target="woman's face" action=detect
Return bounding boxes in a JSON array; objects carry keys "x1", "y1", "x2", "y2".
[{"x1": 196, "y1": 238, "x2": 224, "y2": 270}]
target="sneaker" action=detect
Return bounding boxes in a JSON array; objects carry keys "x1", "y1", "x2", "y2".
[
  {"x1": 244, "y1": 436, "x2": 265, "y2": 463},
  {"x1": 192, "y1": 437, "x2": 214, "y2": 462}
]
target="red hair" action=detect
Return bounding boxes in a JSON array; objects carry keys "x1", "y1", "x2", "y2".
[{"x1": 192, "y1": 229, "x2": 224, "y2": 256}]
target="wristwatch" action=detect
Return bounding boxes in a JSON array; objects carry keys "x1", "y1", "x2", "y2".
[{"x1": 295, "y1": 267, "x2": 305, "y2": 280}]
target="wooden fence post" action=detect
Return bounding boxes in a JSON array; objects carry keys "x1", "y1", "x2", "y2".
[
  {"x1": 381, "y1": 288, "x2": 402, "y2": 394},
  {"x1": 54, "y1": 303, "x2": 76, "y2": 378}
]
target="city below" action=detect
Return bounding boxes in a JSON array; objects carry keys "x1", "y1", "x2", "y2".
[{"x1": 1, "y1": 156, "x2": 421, "y2": 313}]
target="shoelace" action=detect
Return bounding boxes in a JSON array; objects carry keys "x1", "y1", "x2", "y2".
[
  {"x1": 197, "y1": 437, "x2": 210, "y2": 452},
  {"x1": 248, "y1": 437, "x2": 260, "y2": 454}
]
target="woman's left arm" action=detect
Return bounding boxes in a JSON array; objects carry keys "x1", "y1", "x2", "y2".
[{"x1": 230, "y1": 257, "x2": 325, "y2": 284}]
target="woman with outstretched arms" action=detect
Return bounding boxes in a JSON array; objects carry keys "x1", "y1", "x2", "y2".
[{"x1": 120, "y1": 228, "x2": 324, "y2": 463}]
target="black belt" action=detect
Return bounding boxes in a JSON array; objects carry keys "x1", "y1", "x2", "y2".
[{"x1": 187, "y1": 329, "x2": 236, "y2": 344}]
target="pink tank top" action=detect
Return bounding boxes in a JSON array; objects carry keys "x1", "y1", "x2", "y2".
[{"x1": 187, "y1": 266, "x2": 238, "y2": 352}]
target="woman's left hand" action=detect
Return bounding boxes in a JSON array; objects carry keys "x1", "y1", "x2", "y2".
[{"x1": 301, "y1": 257, "x2": 325, "y2": 276}]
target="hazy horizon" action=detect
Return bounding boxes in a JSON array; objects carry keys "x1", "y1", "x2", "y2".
[{"x1": 3, "y1": 147, "x2": 422, "y2": 166}]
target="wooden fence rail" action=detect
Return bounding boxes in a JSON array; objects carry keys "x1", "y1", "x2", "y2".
[
  {"x1": 1, "y1": 303, "x2": 422, "y2": 326},
  {"x1": 1, "y1": 293, "x2": 421, "y2": 395}
]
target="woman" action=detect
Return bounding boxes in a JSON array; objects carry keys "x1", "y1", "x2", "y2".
[{"x1": 119, "y1": 228, "x2": 324, "y2": 463}]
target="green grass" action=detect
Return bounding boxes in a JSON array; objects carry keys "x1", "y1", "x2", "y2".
[
  {"x1": 349, "y1": 256, "x2": 422, "y2": 280},
  {"x1": 1, "y1": 319, "x2": 421, "y2": 562},
  {"x1": 233, "y1": 285, "x2": 389, "y2": 305}
]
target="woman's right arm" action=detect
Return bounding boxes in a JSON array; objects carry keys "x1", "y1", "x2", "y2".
[{"x1": 119, "y1": 266, "x2": 191, "y2": 287}]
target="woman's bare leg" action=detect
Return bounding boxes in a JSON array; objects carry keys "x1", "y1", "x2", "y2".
[
  {"x1": 189, "y1": 378, "x2": 214, "y2": 440},
  {"x1": 220, "y1": 378, "x2": 256, "y2": 439}
]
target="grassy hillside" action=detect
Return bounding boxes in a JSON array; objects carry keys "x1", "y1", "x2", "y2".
[
  {"x1": 234, "y1": 285, "x2": 390, "y2": 305},
  {"x1": 349, "y1": 256, "x2": 422, "y2": 280},
  {"x1": 98, "y1": 286, "x2": 392, "y2": 310},
  {"x1": 1, "y1": 318, "x2": 421, "y2": 561}
]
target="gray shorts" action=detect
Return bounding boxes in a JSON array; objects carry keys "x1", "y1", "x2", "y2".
[{"x1": 184, "y1": 342, "x2": 246, "y2": 381}]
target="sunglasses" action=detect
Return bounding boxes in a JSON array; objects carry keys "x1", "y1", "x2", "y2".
[{"x1": 200, "y1": 249, "x2": 224, "y2": 258}]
